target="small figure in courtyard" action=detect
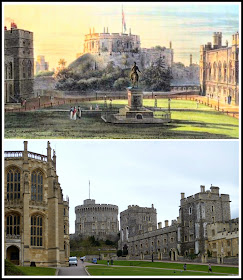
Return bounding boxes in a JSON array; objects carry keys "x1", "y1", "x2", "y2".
[
  {"x1": 196, "y1": 100, "x2": 199, "y2": 108},
  {"x1": 90, "y1": 105, "x2": 93, "y2": 110},
  {"x1": 73, "y1": 106, "x2": 77, "y2": 120},
  {"x1": 77, "y1": 106, "x2": 82, "y2": 119},
  {"x1": 130, "y1": 61, "x2": 141, "y2": 88},
  {"x1": 183, "y1": 263, "x2": 187, "y2": 271},
  {"x1": 95, "y1": 104, "x2": 99, "y2": 110},
  {"x1": 70, "y1": 106, "x2": 73, "y2": 119},
  {"x1": 107, "y1": 260, "x2": 109, "y2": 266},
  {"x1": 208, "y1": 263, "x2": 212, "y2": 273}
]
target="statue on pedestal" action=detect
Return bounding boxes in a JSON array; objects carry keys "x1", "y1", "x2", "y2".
[{"x1": 130, "y1": 62, "x2": 141, "y2": 88}]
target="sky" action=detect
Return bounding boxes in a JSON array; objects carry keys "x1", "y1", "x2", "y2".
[
  {"x1": 3, "y1": 139, "x2": 240, "y2": 234},
  {"x1": 3, "y1": 2, "x2": 240, "y2": 68}
]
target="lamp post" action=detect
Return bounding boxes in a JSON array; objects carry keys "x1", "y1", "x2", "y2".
[
  {"x1": 168, "y1": 98, "x2": 171, "y2": 113},
  {"x1": 104, "y1": 95, "x2": 107, "y2": 109}
]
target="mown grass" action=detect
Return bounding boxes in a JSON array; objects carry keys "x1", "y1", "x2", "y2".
[
  {"x1": 4, "y1": 99, "x2": 238, "y2": 139},
  {"x1": 93, "y1": 260, "x2": 238, "y2": 274},
  {"x1": 86, "y1": 265, "x2": 233, "y2": 276},
  {"x1": 4, "y1": 259, "x2": 56, "y2": 276}
]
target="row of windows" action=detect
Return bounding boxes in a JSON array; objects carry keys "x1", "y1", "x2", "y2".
[{"x1": 6, "y1": 167, "x2": 44, "y2": 201}]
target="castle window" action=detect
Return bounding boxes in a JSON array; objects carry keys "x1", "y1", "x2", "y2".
[
  {"x1": 28, "y1": 60, "x2": 32, "y2": 77},
  {"x1": 218, "y1": 62, "x2": 222, "y2": 81},
  {"x1": 31, "y1": 170, "x2": 43, "y2": 201},
  {"x1": 213, "y1": 243, "x2": 216, "y2": 249},
  {"x1": 184, "y1": 235, "x2": 188, "y2": 242},
  {"x1": 8, "y1": 62, "x2": 13, "y2": 79},
  {"x1": 6, "y1": 167, "x2": 21, "y2": 201},
  {"x1": 64, "y1": 208, "x2": 65, "y2": 216},
  {"x1": 6, "y1": 214, "x2": 20, "y2": 236},
  {"x1": 189, "y1": 234, "x2": 194, "y2": 241},
  {"x1": 163, "y1": 238, "x2": 167, "y2": 245},
  {"x1": 64, "y1": 224, "x2": 66, "y2": 234},
  {"x1": 213, "y1": 62, "x2": 217, "y2": 80},
  {"x1": 170, "y1": 237, "x2": 174, "y2": 242},
  {"x1": 212, "y1": 229, "x2": 215, "y2": 236},
  {"x1": 189, "y1": 220, "x2": 192, "y2": 227},
  {"x1": 212, "y1": 216, "x2": 215, "y2": 223},
  {"x1": 31, "y1": 215, "x2": 43, "y2": 246},
  {"x1": 189, "y1": 207, "x2": 192, "y2": 215},
  {"x1": 227, "y1": 241, "x2": 230, "y2": 246},
  {"x1": 212, "y1": 206, "x2": 214, "y2": 212}
]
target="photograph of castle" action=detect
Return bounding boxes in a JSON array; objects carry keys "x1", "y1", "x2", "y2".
[{"x1": 2, "y1": 1, "x2": 241, "y2": 277}]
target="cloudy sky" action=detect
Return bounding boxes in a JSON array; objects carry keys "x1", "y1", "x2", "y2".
[
  {"x1": 3, "y1": 2, "x2": 240, "y2": 68},
  {"x1": 3, "y1": 140, "x2": 240, "y2": 234}
]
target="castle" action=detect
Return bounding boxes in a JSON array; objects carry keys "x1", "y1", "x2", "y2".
[
  {"x1": 199, "y1": 32, "x2": 239, "y2": 105},
  {"x1": 4, "y1": 23, "x2": 34, "y2": 103},
  {"x1": 119, "y1": 185, "x2": 238, "y2": 263},
  {"x1": 75, "y1": 198, "x2": 119, "y2": 241},
  {"x1": 4, "y1": 141, "x2": 70, "y2": 267}
]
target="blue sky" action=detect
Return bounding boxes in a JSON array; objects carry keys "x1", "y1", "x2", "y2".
[
  {"x1": 3, "y1": 140, "x2": 240, "y2": 234},
  {"x1": 4, "y1": 2, "x2": 240, "y2": 67}
]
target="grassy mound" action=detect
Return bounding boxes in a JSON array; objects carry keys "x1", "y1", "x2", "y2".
[{"x1": 5, "y1": 259, "x2": 25, "y2": 275}]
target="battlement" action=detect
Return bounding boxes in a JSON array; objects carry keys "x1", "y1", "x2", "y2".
[
  {"x1": 4, "y1": 28, "x2": 33, "y2": 40},
  {"x1": 75, "y1": 202, "x2": 118, "y2": 213},
  {"x1": 232, "y1": 31, "x2": 239, "y2": 46}
]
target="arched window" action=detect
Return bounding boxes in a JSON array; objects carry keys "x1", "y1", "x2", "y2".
[
  {"x1": 31, "y1": 170, "x2": 43, "y2": 201},
  {"x1": 6, "y1": 213, "x2": 20, "y2": 235},
  {"x1": 213, "y1": 62, "x2": 217, "y2": 80},
  {"x1": 218, "y1": 62, "x2": 222, "y2": 81},
  {"x1": 6, "y1": 167, "x2": 21, "y2": 201},
  {"x1": 223, "y1": 62, "x2": 227, "y2": 82},
  {"x1": 31, "y1": 215, "x2": 43, "y2": 246}
]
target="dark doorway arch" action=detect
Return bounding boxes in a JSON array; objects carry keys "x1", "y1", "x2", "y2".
[{"x1": 6, "y1": 245, "x2": 20, "y2": 265}]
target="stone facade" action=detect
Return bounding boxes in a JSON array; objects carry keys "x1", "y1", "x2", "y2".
[
  {"x1": 4, "y1": 24, "x2": 34, "y2": 103},
  {"x1": 75, "y1": 199, "x2": 119, "y2": 241},
  {"x1": 119, "y1": 185, "x2": 236, "y2": 262},
  {"x1": 199, "y1": 32, "x2": 239, "y2": 105},
  {"x1": 206, "y1": 218, "x2": 239, "y2": 259},
  {"x1": 4, "y1": 141, "x2": 70, "y2": 267}
]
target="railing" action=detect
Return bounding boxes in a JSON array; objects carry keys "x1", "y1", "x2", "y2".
[
  {"x1": 4, "y1": 151, "x2": 23, "y2": 158},
  {"x1": 28, "y1": 152, "x2": 47, "y2": 162},
  {"x1": 4, "y1": 151, "x2": 47, "y2": 161}
]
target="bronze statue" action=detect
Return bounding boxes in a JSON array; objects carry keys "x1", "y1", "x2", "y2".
[{"x1": 130, "y1": 62, "x2": 141, "y2": 88}]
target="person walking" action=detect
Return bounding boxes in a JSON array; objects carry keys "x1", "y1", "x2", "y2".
[
  {"x1": 70, "y1": 106, "x2": 73, "y2": 120},
  {"x1": 183, "y1": 263, "x2": 187, "y2": 271},
  {"x1": 208, "y1": 263, "x2": 212, "y2": 273},
  {"x1": 77, "y1": 106, "x2": 82, "y2": 119},
  {"x1": 73, "y1": 106, "x2": 77, "y2": 120}
]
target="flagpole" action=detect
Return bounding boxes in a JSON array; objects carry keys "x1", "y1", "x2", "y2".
[
  {"x1": 122, "y1": 5, "x2": 123, "y2": 34},
  {"x1": 89, "y1": 180, "x2": 90, "y2": 199}
]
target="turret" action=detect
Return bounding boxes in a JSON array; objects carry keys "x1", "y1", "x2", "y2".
[{"x1": 213, "y1": 32, "x2": 222, "y2": 49}]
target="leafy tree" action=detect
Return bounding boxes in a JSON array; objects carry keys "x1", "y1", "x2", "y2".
[
  {"x1": 113, "y1": 77, "x2": 130, "y2": 90},
  {"x1": 140, "y1": 56, "x2": 172, "y2": 91}
]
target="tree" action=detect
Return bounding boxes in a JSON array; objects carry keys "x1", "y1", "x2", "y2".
[
  {"x1": 58, "y1": 58, "x2": 67, "y2": 68},
  {"x1": 140, "y1": 56, "x2": 172, "y2": 91}
]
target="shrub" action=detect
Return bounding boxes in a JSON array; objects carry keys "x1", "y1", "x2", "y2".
[{"x1": 5, "y1": 259, "x2": 25, "y2": 275}]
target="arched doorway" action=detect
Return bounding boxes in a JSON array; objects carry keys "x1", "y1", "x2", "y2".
[{"x1": 6, "y1": 245, "x2": 20, "y2": 265}]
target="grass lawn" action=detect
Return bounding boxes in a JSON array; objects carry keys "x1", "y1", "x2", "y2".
[
  {"x1": 4, "y1": 99, "x2": 239, "y2": 139},
  {"x1": 86, "y1": 265, "x2": 233, "y2": 276},
  {"x1": 93, "y1": 260, "x2": 238, "y2": 275}
]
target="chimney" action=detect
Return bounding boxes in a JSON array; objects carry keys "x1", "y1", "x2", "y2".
[
  {"x1": 181, "y1": 193, "x2": 185, "y2": 199},
  {"x1": 24, "y1": 141, "x2": 28, "y2": 151},
  {"x1": 165, "y1": 220, "x2": 169, "y2": 227},
  {"x1": 226, "y1": 40, "x2": 228, "y2": 47},
  {"x1": 170, "y1": 41, "x2": 172, "y2": 49},
  {"x1": 200, "y1": 185, "x2": 205, "y2": 192},
  {"x1": 103, "y1": 27, "x2": 105, "y2": 33},
  {"x1": 158, "y1": 222, "x2": 162, "y2": 229},
  {"x1": 190, "y1": 54, "x2": 192, "y2": 66},
  {"x1": 107, "y1": 27, "x2": 108, "y2": 33},
  {"x1": 151, "y1": 204, "x2": 154, "y2": 208}
]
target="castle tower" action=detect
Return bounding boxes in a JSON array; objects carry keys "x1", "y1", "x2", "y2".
[
  {"x1": 178, "y1": 185, "x2": 231, "y2": 256},
  {"x1": 4, "y1": 24, "x2": 34, "y2": 103},
  {"x1": 213, "y1": 32, "x2": 222, "y2": 49}
]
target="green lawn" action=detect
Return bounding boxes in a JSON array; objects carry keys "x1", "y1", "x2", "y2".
[
  {"x1": 5, "y1": 99, "x2": 239, "y2": 139},
  {"x1": 17, "y1": 266, "x2": 56, "y2": 276},
  {"x1": 86, "y1": 265, "x2": 235, "y2": 276},
  {"x1": 92, "y1": 260, "x2": 238, "y2": 274}
]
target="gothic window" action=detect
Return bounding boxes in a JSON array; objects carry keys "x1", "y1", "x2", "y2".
[
  {"x1": 64, "y1": 224, "x2": 66, "y2": 234},
  {"x1": 6, "y1": 213, "x2": 20, "y2": 235},
  {"x1": 223, "y1": 62, "x2": 227, "y2": 82},
  {"x1": 189, "y1": 207, "x2": 192, "y2": 215},
  {"x1": 31, "y1": 215, "x2": 43, "y2": 246},
  {"x1": 6, "y1": 167, "x2": 21, "y2": 201},
  {"x1": 213, "y1": 62, "x2": 217, "y2": 80},
  {"x1": 212, "y1": 206, "x2": 214, "y2": 212},
  {"x1": 64, "y1": 208, "x2": 66, "y2": 216},
  {"x1": 5, "y1": 64, "x2": 8, "y2": 79},
  {"x1": 218, "y1": 62, "x2": 222, "y2": 81},
  {"x1": 31, "y1": 170, "x2": 43, "y2": 201}
]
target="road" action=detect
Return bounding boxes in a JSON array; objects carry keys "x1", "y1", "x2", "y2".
[{"x1": 57, "y1": 259, "x2": 89, "y2": 276}]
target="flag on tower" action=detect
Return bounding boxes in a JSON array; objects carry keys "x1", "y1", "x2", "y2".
[{"x1": 122, "y1": 6, "x2": 126, "y2": 32}]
